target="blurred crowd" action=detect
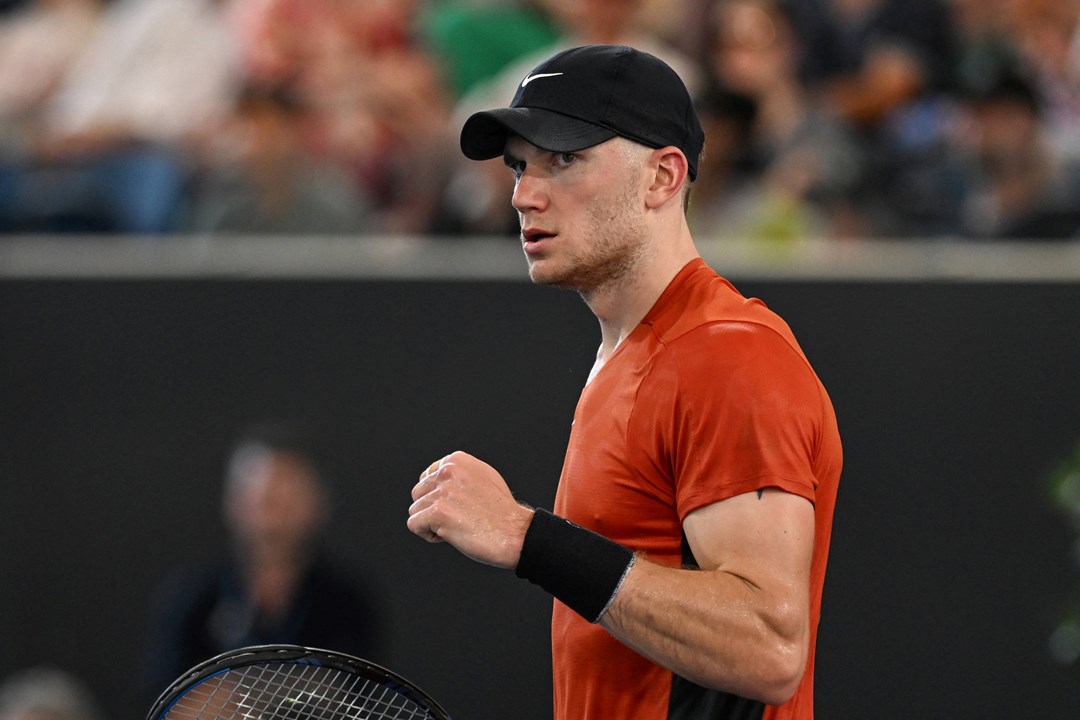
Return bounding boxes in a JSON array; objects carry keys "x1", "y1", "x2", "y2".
[
  {"x1": 0, "y1": 0, "x2": 1077, "y2": 241},
  {"x1": 0, "y1": 419, "x2": 382, "y2": 720}
]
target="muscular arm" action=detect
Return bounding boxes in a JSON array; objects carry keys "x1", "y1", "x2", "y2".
[
  {"x1": 408, "y1": 455, "x2": 816, "y2": 705},
  {"x1": 599, "y1": 488, "x2": 814, "y2": 705}
]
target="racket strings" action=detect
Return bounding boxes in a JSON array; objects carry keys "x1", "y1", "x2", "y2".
[{"x1": 163, "y1": 662, "x2": 435, "y2": 720}]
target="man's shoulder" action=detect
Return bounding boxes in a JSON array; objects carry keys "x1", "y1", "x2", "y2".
[
  {"x1": 654, "y1": 268, "x2": 797, "y2": 353},
  {"x1": 644, "y1": 268, "x2": 819, "y2": 393}
]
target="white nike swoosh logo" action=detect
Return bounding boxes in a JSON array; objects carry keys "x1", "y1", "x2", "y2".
[{"x1": 521, "y1": 72, "x2": 564, "y2": 87}]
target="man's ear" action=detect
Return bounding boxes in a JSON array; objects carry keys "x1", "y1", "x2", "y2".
[{"x1": 644, "y1": 147, "x2": 690, "y2": 209}]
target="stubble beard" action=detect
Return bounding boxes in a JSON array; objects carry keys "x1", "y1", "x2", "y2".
[{"x1": 526, "y1": 175, "x2": 650, "y2": 298}]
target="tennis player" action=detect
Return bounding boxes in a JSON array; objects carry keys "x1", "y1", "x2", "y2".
[{"x1": 408, "y1": 44, "x2": 842, "y2": 720}]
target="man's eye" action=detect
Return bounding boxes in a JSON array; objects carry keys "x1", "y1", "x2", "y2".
[
  {"x1": 506, "y1": 160, "x2": 525, "y2": 176},
  {"x1": 556, "y1": 153, "x2": 577, "y2": 166}
]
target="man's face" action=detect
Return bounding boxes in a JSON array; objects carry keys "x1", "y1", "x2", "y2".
[
  {"x1": 503, "y1": 135, "x2": 652, "y2": 293},
  {"x1": 225, "y1": 449, "x2": 325, "y2": 551}
]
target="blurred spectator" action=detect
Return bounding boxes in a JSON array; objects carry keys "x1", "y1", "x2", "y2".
[
  {"x1": 0, "y1": 0, "x2": 104, "y2": 232},
  {"x1": 956, "y1": 69, "x2": 1080, "y2": 239},
  {"x1": 807, "y1": 0, "x2": 967, "y2": 237},
  {"x1": 688, "y1": 82, "x2": 760, "y2": 239},
  {"x1": 1002, "y1": 0, "x2": 1080, "y2": 165},
  {"x1": 183, "y1": 81, "x2": 373, "y2": 235},
  {"x1": 813, "y1": 0, "x2": 957, "y2": 126},
  {"x1": 0, "y1": 666, "x2": 105, "y2": 720},
  {"x1": 44, "y1": 0, "x2": 237, "y2": 152},
  {"x1": 676, "y1": 0, "x2": 835, "y2": 81},
  {"x1": 692, "y1": 0, "x2": 863, "y2": 241},
  {"x1": 140, "y1": 421, "x2": 382, "y2": 703},
  {"x1": 0, "y1": 0, "x2": 241, "y2": 234},
  {"x1": 419, "y1": 0, "x2": 563, "y2": 101},
  {"x1": 525, "y1": 0, "x2": 700, "y2": 86},
  {"x1": 948, "y1": 0, "x2": 1022, "y2": 94},
  {"x1": 227, "y1": 0, "x2": 455, "y2": 235},
  {"x1": 0, "y1": 0, "x2": 104, "y2": 157}
]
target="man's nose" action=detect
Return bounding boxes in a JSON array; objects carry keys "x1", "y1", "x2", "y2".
[{"x1": 511, "y1": 172, "x2": 547, "y2": 213}]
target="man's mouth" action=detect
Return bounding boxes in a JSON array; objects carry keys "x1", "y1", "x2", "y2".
[{"x1": 522, "y1": 228, "x2": 555, "y2": 244}]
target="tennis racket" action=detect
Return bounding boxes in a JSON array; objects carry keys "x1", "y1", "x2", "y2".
[{"x1": 146, "y1": 644, "x2": 452, "y2": 720}]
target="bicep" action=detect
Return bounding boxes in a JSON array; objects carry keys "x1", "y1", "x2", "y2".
[
  {"x1": 683, "y1": 489, "x2": 814, "y2": 595},
  {"x1": 599, "y1": 489, "x2": 816, "y2": 697}
]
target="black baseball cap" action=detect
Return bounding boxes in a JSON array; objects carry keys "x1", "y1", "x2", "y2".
[{"x1": 460, "y1": 44, "x2": 705, "y2": 180}]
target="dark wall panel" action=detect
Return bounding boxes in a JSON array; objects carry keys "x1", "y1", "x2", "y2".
[{"x1": 1, "y1": 278, "x2": 1078, "y2": 720}]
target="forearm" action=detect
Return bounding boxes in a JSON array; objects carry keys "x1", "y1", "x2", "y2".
[
  {"x1": 598, "y1": 556, "x2": 809, "y2": 705},
  {"x1": 409, "y1": 456, "x2": 814, "y2": 705}
]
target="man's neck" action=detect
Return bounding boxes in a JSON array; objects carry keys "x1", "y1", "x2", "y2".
[{"x1": 585, "y1": 226, "x2": 699, "y2": 362}]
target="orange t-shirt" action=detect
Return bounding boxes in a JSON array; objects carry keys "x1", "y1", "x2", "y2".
[{"x1": 551, "y1": 258, "x2": 842, "y2": 720}]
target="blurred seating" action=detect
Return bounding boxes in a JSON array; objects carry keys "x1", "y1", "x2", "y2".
[
  {"x1": 0, "y1": 0, "x2": 239, "y2": 234},
  {"x1": 0, "y1": 0, "x2": 1076, "y2": 241}
]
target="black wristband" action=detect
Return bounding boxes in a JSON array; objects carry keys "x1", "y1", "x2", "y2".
[{"x1": 514, "y1": 508, "x2": 636, "y2": 623}]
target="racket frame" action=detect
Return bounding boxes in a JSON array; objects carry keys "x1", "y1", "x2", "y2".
[{"x1": 146, "y1": 644, "x2": 451, "y2": 720}]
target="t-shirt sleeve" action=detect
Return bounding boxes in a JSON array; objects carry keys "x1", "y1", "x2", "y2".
[{"x1": 632, "y1": 321, "x2": 828, "y2": 521}]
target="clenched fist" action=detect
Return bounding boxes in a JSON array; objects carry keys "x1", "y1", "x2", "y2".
[{"x1": 407, "y1": 451, "x2": 534, "y2": 569}]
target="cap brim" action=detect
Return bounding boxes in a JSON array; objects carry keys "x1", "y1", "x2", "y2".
[{"x1": 460, "y1": 107, "x2": 617, "y2": 160}]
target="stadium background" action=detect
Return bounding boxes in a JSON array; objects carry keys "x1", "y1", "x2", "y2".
[{"x1": 1, "y1": 237, "x2": 1079, "y2": 719}]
